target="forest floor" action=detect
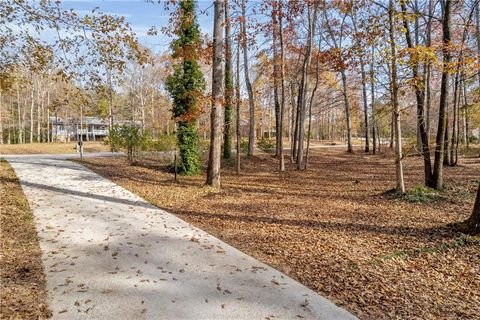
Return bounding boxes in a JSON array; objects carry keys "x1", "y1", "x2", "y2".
[
  {"x1": 0, "y1": 160, "x2": 51, "y2": 319},
  {"x1": 0, "y1": 141, "x2": 109, "y2": 155},
  {"x1": 79, "y1": 147, "x2": 480, "y2": 320}
]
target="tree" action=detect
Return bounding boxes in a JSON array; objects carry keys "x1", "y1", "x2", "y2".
[
  {"x1": 223, "y1": 0, "x2": 233, "y2": 160},
  {"x1": 388, "y1": 0, "x2": 405, "y2": 194},
  {"x1": 235, "y1": 36, "x2": 242, "y2": 174},
  {"x1": 165, "y1": 0, "x2": 206, "y2": 175},
  {"x1": 324, "y1": 6, "x2": 354, "y2": 154},
  {"x1": 278, "y1": 0, "x2": 286, "y2": 172},
  {"x1": 241, "y1": 0, "x2": 256, "y2": 156},
  {"x1": 399, "y1": 1, "x2": 433, "y2": 187},
  {"x1": 370, "y1": 44, "x2": 377, "y2": 155},
  {"x1": 464, "y1": 183, "x2": 480, "y2": 235},
  {"x1": 272, "y1": 0, "x2": 281, "y2": 157},
  {"x1": 477, "y1": 1, "x2": 480, "y2": 88},
  {"x1": 431, "y1": 0, "x2": 452, "y2": 190},
  {"x1": 296, "y1": 3, "x2": 317, "y2": 169},
  {"x1": 350, "y1": 4, "x2": 370, "y2": 153},
  {"x1": 448, "y1": 4, "x2": 478, "y2": 166},
  {"x1": 425, "y1": 0, "x2": 434, "y2": 139},
  {"x1": 305, "y1": 37, "x2": 321, "y2": 169},
  {"x1": 206, "y1": 0, "x2": 225, "y2": 187}
]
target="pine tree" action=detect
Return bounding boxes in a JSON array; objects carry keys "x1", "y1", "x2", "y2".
[{"x1": 165, "y1": 0, "x2": 206, "y2": 175}]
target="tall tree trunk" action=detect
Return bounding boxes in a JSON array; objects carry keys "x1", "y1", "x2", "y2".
[
  {"x1": 340, "y1": 71, "x2": 354, "y2": 153},
  {"x1": 278, "y1": 0, "x2": 286, "y2": 171},
  {"x1": 206, "y1": 0, "x2": 225, "y2": 188},
  {"x1": 108, "y1": 70, "x2": 114, "y2": 130},
  {"x1": 141, "y1": 97, "x2": 146, "y2": 131},
  {"x1": 223, "y1": 0, "x2": 233, "y2": 159},
  {"x1": 290, "y1": 80, "x2": 297, "y2": 162},
  {"x1": 241, "y1": 0, "x2": 255, "y2": 156},
  {"x1": 377, "y1": 123, "x2": 381, "y2": 152},
  {"x1": 80, "y1": 104, "x2": 84, "y2": 145},
  {"x1": 414, "y1": 0, "x2": 422, "y2": 153},
  {"x1": 400, "y1": 1, "x2": 433, "y2": 186},
  {"x1": 450, "y1": 4, "x2": 477, "y2": 160},
  {"x1": 305, "y1": 44, "x2": 320, "y2": 170},
  {"x1": 47, "y1": 107, "x2": 50, "y2": 143},
  {"x1": 463, "y1": 76, "x2": 469, "y2": 148},
  {"x1": 37, "y1": 81, "x2": 41, "y2": 142},
  {"x1": 351, "y1": 11, "x2": 369, "y2": 153},
  {"x1": 360, "y1": 60, "x2": 369, "y2": 153},
  {"x1": 325, "y1": 13, "x2": 353, "y2": 153},
  {"x1": 476, "y1": 1, "x2": 480, "y2": 88},
  {"x1": 425, "y1": 0, "x2": 434, "y2": 138},
  {"x1": 30, "y1": 85, "x2": 34, "y2": 143},
  {"x1": 296, "y1": 3, "x2": 317, "y2": 170},
  {"x1": 236, "y1": 36, "x2": 241, "y2": 174},
  {"x1": 11, "y1": 100, "x2": 16, "y2": 143},
  {"x1": 370, "y1": 45, "x2": 377, "y2": 155},
  {"x1": 290, "y1": 51, "x2": 302, "y2": 163},
  {"x1": 9, "y1": 101, "x2": 13, "y2": 144},
  {"x1": 431, "y1": 0, "x2": 451, "y2": 190},
  {"x1": 272, "y1": 0, "x2": 281, "y2": 157},
  {"x1": 444, "y1": 109, "x2": 450, "y2": 165},
  {"x1": 450, "y1": 70, "x2": 460, "y2": 166},
  {"x1": 465, "y1": 183, "x2": 480, "y2": 235},
  {"x1": 360, "y1": 58, "x2": 369, "y2": 153},
  {"x1": 425, "y1": 64, "x2": 432, "y2": 137},
  {"x1": 389, "y1": 0, "x2": 405, "y2": 193}
]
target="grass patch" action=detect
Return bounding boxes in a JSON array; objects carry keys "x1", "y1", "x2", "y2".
[
  {"x1": 0, "y1": 160, "x2": 51, "y2": 318},
  {"x1": 459, "y1": 144, "x2": 480, "y2": 158},
  {"x1": 403, "y1": 185, "x2": 443, "y2": 203},
  {"x1": 376, "y1": 235, "x2": 480, "y2": 262}
]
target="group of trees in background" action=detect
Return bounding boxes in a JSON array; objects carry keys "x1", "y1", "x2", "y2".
[
  {"x1": 1, "y1": 0, "x2": 479, "y2": 230},
  {"x1": 169, "y1": 0, "x2": 480, "y2": 231},
  {"x1": 194, "y1": 0, "x2": 480, "y2": 189}
]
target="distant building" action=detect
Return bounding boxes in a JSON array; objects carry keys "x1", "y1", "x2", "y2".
[
  {"x1": 473, "y1": 128, "x2": 480, "y2": 140},
  {"x1": 49, "y1": 116, "x2": 140, "y2": 142}
]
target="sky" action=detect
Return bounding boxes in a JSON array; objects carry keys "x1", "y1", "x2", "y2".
[{"x1": 58, "y1": 0, "x2": 216, "y2": 53}]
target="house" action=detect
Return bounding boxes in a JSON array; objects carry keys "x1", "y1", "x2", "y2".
[
  {"x1": 49, "y1": 116, "x2": 139, "y2": 142},
  {"x1": 472, "y1": 128, "x2": 480, "y2": 140}
]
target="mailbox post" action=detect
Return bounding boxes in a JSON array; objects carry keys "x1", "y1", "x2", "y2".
[{"x1": 78, "y1": 140, "x2": 83, "y2": 158}]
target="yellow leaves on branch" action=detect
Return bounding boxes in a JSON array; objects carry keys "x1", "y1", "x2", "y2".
[
  {"x1": 398, "y1": 46, "x2": 437, "y2": 66},
  {"x1": 399, "y1": 43, "x2": 479, "y2": 77}
]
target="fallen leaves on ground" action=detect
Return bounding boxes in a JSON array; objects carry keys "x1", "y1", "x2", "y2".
[
  {"x1": 1, "y1": 141, "x2": 109, "y2": 155},
  {"x1": 0, "y1": 160, "x2": 51, "y2": 319},
  {"x1": 80, "y1": 149, "x2": 480, "y2": 319}
]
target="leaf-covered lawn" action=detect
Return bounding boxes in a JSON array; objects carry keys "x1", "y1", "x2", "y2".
[
  {"x1": 0, "y1": 160, "x2": 51, "y2": 319},
  {"x1": 80, "y1": 150, "x2": 480, "y2": 319},
  {"x1": 1, "y1": 141, "x2": 109, "y2": 155}
]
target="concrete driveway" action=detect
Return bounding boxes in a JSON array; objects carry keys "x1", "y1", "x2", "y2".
[{"x1": 6, "y1": 156, "x2": 356, "y2": 320}]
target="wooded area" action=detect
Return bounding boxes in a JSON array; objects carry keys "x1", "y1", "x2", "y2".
[
  {"x1": 1, "y1": 0, "x2": 480, "y2": 318},
  {"x1": 2, "y1": 0, "x2": 479, "y2": 231}
]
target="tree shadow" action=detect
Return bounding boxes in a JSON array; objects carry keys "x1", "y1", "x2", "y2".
[
  {"x1": 2, "y1": 176, "x2": 156, "y2": 210},
  {"x1": 170, "y1": 207, "x2": 458, "y2": 242}
]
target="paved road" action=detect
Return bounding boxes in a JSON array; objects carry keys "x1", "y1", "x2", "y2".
[
  {"x1": 1, "y1": 152, "x2": 123, "y2": 160},
  {"x1": 7, "y1": 157, "x2": 356, "y2": 320}
]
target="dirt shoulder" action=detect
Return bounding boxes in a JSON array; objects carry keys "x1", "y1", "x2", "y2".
[
  {"x1": 0, "y1": 160, "x2": 51, "y2": 319},
  {"x1": 80, "y1": 150, "x2": 480, "y2": 319}
]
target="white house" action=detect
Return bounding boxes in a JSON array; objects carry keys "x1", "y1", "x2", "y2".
[{"x1": 49, "y1": 116, "x2": 139, "y2": 142}]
